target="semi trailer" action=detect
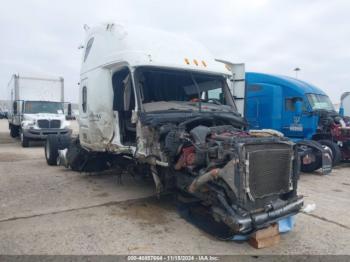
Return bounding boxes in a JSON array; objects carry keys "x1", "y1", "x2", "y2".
[
  {"x1": 44, "y1": 23, "x2": 303, "y2": 238},
  {"x1": 7, "y1": 74, "x2": 71, "y2": 147},
  {"x1": 246, "y1": 72, "x2": 349, "y2": 172}
]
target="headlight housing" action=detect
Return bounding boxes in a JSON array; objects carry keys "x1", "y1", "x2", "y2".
[
  {"x1": 22, "y1": 120, "x2": 36, "y2": 129},
  {"x1": 61, "y1": 120, "x2": 71, "y2": 129}
]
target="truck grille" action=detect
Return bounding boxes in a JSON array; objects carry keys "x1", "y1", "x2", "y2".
[
  {"x1": 50, "y1": 120, "x2": 61, "y2": 128},
  {"x1": 37, "y1": 120, "x2": 61, "y2": 129},
  {"x1": 246, "y1": 143, "x2": 292, "y2": 199}
]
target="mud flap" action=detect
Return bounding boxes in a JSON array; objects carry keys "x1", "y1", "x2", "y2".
[
  {"x1": 321, "y1": 148, "x2": 333, "y2": 174},
  {"x1": 297, "y1": 140, "x2": 332, "y2": 175}
]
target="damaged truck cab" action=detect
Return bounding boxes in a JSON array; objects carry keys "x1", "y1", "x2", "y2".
[{"x1": 45, "y1": 23, "x2": 303, "y2": 236}]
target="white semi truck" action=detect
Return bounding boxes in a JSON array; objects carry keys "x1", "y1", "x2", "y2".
[
  {"x1": 7, "y1": 74, "x2": 71, "y2": 147},
  {"x1": 45, "y1": 23, "x2": 303, "y2": 238},
  {"x1": 341, "y1": 92, "x2": 350, "y2": 117}
]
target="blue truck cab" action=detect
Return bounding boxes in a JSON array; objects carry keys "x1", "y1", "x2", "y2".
[
  {"x1": 246, "y1": 72, "x2": 333, "y2": 140},
  {"x1": 245, "y1": 72, "x2": 350, "y2": 173}
]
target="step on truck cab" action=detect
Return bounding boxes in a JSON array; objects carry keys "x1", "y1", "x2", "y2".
[
  {"x1": 7, "y1": 74, "x2": 72, "y2": 147},
  {"x1": 45, "y1": 23, "x2": 303, "y2": 238},
  {"x1": 246, "y1": 72, "x2": 349, "y2": 172}
]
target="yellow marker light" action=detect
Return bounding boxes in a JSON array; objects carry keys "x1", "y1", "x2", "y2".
[
  {"x1": 202, "y1": 60, "x2": 207, "y2": 67},
  {"x1": 225, "y1": 64, "x2": 231, "y2": 71},
  {"x1": 193, "y1": 59, "x2": 199, "y2": 66},
  {"x1": 184, "y1": 58, "x2": 190, "y2": 65}
]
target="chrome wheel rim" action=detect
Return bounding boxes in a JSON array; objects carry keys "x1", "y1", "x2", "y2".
[{"x1": 322, "y1": 145, "x2": 334, "y2": 160}]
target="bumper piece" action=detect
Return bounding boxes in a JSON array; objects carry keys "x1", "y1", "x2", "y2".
[
  {"x1": 23, "y1": 128, "x2": 72, "y2": 140},
  {"x1": 214, "y1": 197, "x2": 303, "y2": 234}
]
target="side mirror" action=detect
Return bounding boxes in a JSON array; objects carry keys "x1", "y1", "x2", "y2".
[
  {"x1": 295, "y1": 100, "x2": 302, "y2": 115},
  {"x1": 67, "y1": 103, "x2": 72, "y2": 117},
  {"x1": 13, "y1": 102, "x2": 17, "y2": 114}
]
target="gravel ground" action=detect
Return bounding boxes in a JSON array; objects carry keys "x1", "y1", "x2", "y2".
[{"x1": 0, "y1": 119, "x2": 349, "y2": 255}]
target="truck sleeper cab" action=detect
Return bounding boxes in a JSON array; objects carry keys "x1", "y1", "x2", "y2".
[
  {"x1": 246, "y1": 72, "x2": 349, "y2": 172},
  {"x1": 45, "y1": 24, "x2": 303, "y2": 237}
]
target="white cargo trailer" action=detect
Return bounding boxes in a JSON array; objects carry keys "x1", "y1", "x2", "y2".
[
  {"x1": 7, "y1": 74, "x2": 71, "y2": 147},
  {"x1": 341, "y1": 92, "x2": 350, "y2": 117}
]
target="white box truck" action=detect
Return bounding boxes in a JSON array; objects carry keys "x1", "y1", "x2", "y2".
[{"x1": 7, "y1": 74, "x2": 71, "y2": 147}]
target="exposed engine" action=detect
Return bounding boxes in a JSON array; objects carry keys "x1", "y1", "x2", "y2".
[
  {"x1": 317, "y1": 111, "x2": 350, "y2": 139},
  {"x1": 316, "y1": 111, "x2": 350, "y2": 160},
  {"x1": 149, "y1": 119, "x2": 304, "y2": 235}
]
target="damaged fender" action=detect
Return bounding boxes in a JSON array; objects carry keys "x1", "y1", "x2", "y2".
[{"x1": 297, "y1": 140, "x2": 332, "y2": 174}]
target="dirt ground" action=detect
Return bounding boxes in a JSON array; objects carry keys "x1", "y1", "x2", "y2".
[{"x1": 0, "y1": 119, "x2": 349, "y2": 255}]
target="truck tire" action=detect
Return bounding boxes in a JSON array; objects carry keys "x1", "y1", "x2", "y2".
[
  {"x1": 20, "y1": 131, "x2": 30, "y2": 147},
  {"x1": 10, "y1": 124, "x2": 19, "y2": 138},
  {"x1": 300, "y1": 157, "x2": 322, "y2": 173},
  {"x1": 318, "y1": 139, "x2": 341, "y2": 166},
  {"x1": 45, "y1": 135, "x2": 59, "y2": 166}
]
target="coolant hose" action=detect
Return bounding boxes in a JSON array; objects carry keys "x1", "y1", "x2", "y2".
[{"x1": 188, "y1": 168, "x2": 220, "y2": 193}]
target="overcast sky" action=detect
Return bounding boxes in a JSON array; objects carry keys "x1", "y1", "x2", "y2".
[{"x1": 0, "y1": 0, "x2": 349, "y2": 104}]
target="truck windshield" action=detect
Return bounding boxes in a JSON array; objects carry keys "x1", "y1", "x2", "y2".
[
  {"x1": 24, "y1": 101, "x2": 64, "y2": 114},
  {"x1": 306, "y1": 94, "x2": 335, "y2": 111},
  {"x1": 135, "y1": 67, "x2": 236, "y2": 112}
]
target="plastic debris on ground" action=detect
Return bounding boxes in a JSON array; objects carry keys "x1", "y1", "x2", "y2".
[{"x1": 302, "y1": 203, "x2": 316, "y2": 214}]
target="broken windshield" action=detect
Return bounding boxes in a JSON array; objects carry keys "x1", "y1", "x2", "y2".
[{"x1": 135, "y1": 67, "x2": 236, "y2": 113}]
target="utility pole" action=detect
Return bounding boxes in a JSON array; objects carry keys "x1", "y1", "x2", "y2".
[{"x1": 294, "y1": 67, "x2": 301, "y2": 79}]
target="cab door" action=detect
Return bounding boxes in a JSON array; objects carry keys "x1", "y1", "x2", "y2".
[
  {"x1": 111, "y1": 67, "x2": 136, "y2": 146},
  {"x1": 281, "y1": 97, "x2": 305, "y2": 138}
]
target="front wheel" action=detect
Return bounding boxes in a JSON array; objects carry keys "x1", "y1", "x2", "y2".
[
  {"x1": 318, "y1": 139, "x2": 341, "y2": 166},
  {"x1": 20, "y1": 131, "x2": 30, "y2": 147},
  {"x1": 45, "y1": 135, "x2": 59, "y2": 166},
  {"x1": 10, "y1": 124, "x2": 19, "y2": 138}
]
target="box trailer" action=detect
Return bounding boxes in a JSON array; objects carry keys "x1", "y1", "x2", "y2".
[{"x1": 7, "y1": 74, "x2": 71, "y2": 147}]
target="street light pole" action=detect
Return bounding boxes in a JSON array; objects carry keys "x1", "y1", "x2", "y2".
[{"x1": 294, "y1": 67, "x2": 301, "y2": 78}]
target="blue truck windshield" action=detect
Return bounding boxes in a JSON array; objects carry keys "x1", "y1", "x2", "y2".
[
  {"x1": 24, "y1": 101, "x2": 64, "y2": 114},
  {"x1": 307, "y1": 94, "x2": 335, "y2": 111}
]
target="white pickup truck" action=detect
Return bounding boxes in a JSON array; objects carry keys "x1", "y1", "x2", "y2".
[{"x1": 7, "y1": 74, "x2": 71, "y2": 147}]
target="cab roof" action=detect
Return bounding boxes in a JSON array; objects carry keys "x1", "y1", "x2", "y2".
[
  {"x1": 81, "y1": 23, "x2": 231, "y2": 76},
  {"x1": 246, "y1": 72, "x2": 327, "y2": 96},
  {"x1": 341, "y1": 92, "x2": 350, "y2": 101}
]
